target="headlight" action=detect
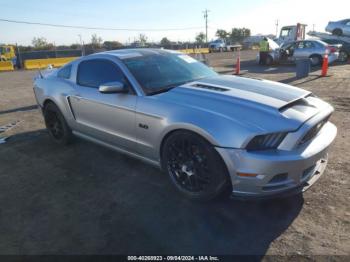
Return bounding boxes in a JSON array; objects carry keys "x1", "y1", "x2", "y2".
[{"x1": 246, "y1": 132, "x2": 287, "y2": 151}]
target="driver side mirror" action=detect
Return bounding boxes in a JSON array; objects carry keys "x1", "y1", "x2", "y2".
[{"x1": 99, "y1": 81, "x2": 128, "y2": 94}]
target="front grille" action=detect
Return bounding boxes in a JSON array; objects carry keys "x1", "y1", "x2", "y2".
[
  {"x1": 302, "y1": 164, "x2": 316, "y2": 179},
  {"x1": 299, "y1": 115, "x2": 330, "y2": 145},
  {"x1": 268, "y1": 173, "x2": 288, "y2": 183}
]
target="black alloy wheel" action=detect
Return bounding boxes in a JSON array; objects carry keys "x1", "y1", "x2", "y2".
[
  {"x1": 43, "y1": 102, "x2": 72, "y2": 145},
  {"x1": 162, "y1": 130, "x2": 230, "y2": 200}
]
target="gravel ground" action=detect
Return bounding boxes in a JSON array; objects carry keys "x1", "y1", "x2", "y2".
[{"x1": 0, "y1": 51, "x2": 349, "y2": 257}]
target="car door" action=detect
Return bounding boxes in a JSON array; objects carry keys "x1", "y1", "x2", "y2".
[
  {"x1": 293, "y1": 41, "x2": 315, "y2": 59},
  {"x1": 69, "y1": 58, "x2": 138, "y2": 152},
  {"x1": 292, "y1": 41, "x2": 306, "y2": 60}
]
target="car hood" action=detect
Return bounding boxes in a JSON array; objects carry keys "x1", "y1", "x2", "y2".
[
  {"x1": 155, "y1": 75, "x2": 325, "y2": 133},
  {"x1": 267, "y1": 38, "x2": 280, "y2": 50}
]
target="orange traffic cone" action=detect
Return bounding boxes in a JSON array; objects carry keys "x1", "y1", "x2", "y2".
[{"x1": 321, "y1": 53, "x2": 328, "y2": 77}]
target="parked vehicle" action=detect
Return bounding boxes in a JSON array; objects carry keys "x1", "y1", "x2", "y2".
[
  {"x1": 275, "y1": 23, "x2": 307, "y2": 46},
  {"x1": 258, "y1": 39, "x2": 339, "y2": 66},
  {"x1": 321, "y1": 38, "x2": 350, "y2": 62},
  {"x1": 209, "y1": 39, "x2": 241, "y2": 52},
  {"x1": 33, "y1": 49, "x2": 337, "y2": 200},
  {"x1": 326, "y1": 19, "x2": 350, "y2": 36}
]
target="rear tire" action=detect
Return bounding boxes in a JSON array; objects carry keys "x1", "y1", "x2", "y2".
[
  {"x1": 161, "y1": 130, "x2": 230, "y2": 201},
  {"x1": 338, "y1": 50, "x2": 349, "y2": 62},
  {"x1": 43, "y1": 102, "x2": 73, "y2": 145},
  {"x1": 332, "y1": 29, "x2": 343, "y2": 36}
]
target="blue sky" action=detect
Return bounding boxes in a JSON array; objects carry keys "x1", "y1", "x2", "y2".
[{"x1": 1, "y1": 0, "x2": 349, "y2": 45}]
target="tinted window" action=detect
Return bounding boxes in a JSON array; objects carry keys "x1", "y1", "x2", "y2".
[
  {"x1": 77, "y1": 59, "x2": 127, "y2": 88},
  {"x1": 57, "y1": 64, "x2": 72, "y2": 79}
]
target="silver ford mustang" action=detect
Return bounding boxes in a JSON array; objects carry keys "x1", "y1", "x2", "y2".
[{"x1": 33, "y1": 49, "x2": 337, "y2": 200}]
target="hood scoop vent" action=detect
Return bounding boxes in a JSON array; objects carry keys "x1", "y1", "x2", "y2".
[{"x1": 191, "y1": 83, "x2": 229, "y2": 92}]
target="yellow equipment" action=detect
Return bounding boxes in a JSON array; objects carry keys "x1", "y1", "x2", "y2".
[{"x1": 0, "y1": 45, "x2": 17, "y2": 64}]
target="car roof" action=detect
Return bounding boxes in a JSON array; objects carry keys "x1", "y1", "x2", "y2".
[{"x1": 94, "y1": 48, "x2": 180, "y2": 59}]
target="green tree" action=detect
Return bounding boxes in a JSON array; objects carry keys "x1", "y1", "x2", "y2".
[
  {"x1": 229, "y1": 28, "x2": 251, "y2": 43},
  {"x1": 138, "y1": 34, "x2": 148, "y2": 46},
  {"x1": 91, "y1": 34, "x2": 103, "y2": 49},
  {"x1": 195, "y1": 32, "x2": 206, "y2": 44},
  {"x1": 70, "y1": 44, "x2": 80, "y2": 50},
  {"x1": 160, "y1": 37, "x2": 171, "y2": 46},
  {"x1": 216, "y1": 29, "x2": 229, "y2": 40},
  {"x1": 32, "y1": 37, "x2": 48, "y2": 48},
  {"x1": 103, "y1": 41, "x2": 123, "y2": 50}
]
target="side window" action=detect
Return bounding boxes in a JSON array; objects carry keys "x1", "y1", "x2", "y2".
[
  {"x1": 57, "y1": 64, "x2": 72, "y2": 79},
  {"x1": 77, "y1": 59, "x2": 127, "y2": 88},
  {"x1": 296, "y1": 42, "x2": 304, "y2": 49},
  {"x1": 304, "y1": 42, "x2": 315, "y2": 49}
]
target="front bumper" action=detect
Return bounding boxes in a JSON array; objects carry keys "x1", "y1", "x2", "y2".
[{"x1": 216, "y1": 122, "x2": 337, "y2": 198}]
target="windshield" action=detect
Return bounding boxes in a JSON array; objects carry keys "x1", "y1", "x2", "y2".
[
  {"x1": 280, "y1": 28, "x2": 292, "y2": 37},
  {"x1": 123, "y1": 52, "x2": 217, "y2": 95}
]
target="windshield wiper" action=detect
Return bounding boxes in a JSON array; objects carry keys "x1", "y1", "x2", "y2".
[
  {"x1": 147, "y1": 78, "x2": 206, "y2": 96},
  {"x1": 147, "y1": 86, "x2": 177, "y2": 96}
]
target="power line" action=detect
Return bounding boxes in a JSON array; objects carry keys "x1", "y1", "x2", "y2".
[{"x1": 0, "y1": 18, "x2": 203, "y2": 32}]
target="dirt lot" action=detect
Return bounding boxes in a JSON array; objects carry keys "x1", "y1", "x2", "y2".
[{"x1": 0, "y1": 51, "x2": 349, "y2": 257}]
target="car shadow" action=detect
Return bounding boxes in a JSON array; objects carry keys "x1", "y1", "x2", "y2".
[
  {"x1": 0, "y1": 105, "x2": 38, "y2": 115},
  {"x1": 0, "y1": 130, "x2": 304, "y2": 256}
]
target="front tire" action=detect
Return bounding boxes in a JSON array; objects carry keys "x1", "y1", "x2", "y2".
[
  {"x1": 266, "y1": 55, "x2": 273, "y2": 65},
  {"x1": 43, "y1": 102, "x2": 73, "y2": 145},
  {"x1": 161, "y1": 130, "x2": 230, "y2": 201}
]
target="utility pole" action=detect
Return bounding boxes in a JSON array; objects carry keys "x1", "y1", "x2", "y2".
[
  {"x1": 275, "y1": 19, "x2": 279, "y2": 38},
  {"x1": 203, "y1": 9, "x2": 210, "y2": 43},
  {"x1": 78, "y1": 34, "x2": 85, "y2": 56}
]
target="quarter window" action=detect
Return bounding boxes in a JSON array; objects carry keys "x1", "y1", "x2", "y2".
[
  {"x1": 57, "y1": 64, "x2": 72, "y2": 79},
  {"x1": 77, "y1": 59, "x2": 127, "y2": 88}
]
